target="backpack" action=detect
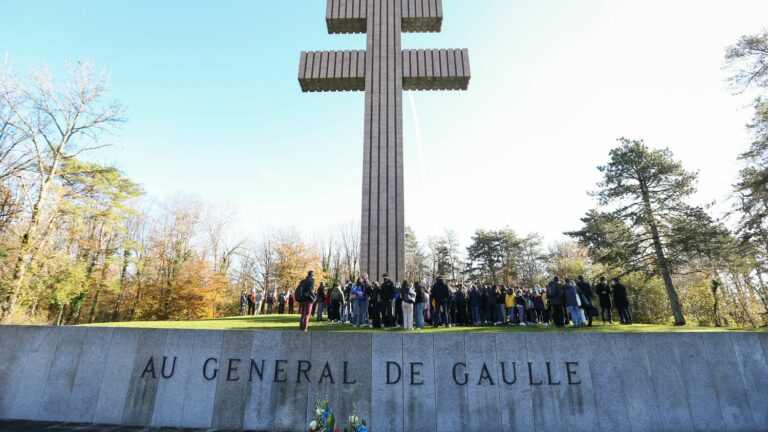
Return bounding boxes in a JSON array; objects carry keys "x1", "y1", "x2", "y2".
[{"x1": 294, "y1": 278, "x2": 315, "y2": 303}]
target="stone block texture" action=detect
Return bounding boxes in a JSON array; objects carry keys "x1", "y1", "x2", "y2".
[{"x1": 1, "y1": 326, "x2": 768, "y2": 431}]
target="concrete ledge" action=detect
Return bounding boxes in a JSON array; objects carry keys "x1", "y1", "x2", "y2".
[{"x1": 1, "y1": 325, "x2": 767, "y2": 431}]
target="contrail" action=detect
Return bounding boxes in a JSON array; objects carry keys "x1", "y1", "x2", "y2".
[{"x1": 407, "y1": 92, "x2": 429, "y2": 188}]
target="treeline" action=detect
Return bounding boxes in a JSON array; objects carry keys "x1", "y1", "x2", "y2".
[{"x1": 1, "y1": 30, "x2": 767, "y2": 327}]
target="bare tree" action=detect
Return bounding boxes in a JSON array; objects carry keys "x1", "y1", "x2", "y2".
[
  {"x1": 339, "y1": 221, "x2": 360, "y2": 281},
  {"x1": 0, "y1": 60, "x2": 123, "y2": 321}
]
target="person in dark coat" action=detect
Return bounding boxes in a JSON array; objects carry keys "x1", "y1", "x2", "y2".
[
  {"x1": 380, "y1": 274, "x2": 396, "y2": 329},
  {"x1": 612, "y1": 277, "x2": 632, "y2": 325},
  {"x1": 595, "y1": 276, "x2": 612, "y2": 323},
  {"x1": 576, "y1": 276, "x2": 593, "y2": 327},
  {"x1": 298, "y1": 271, "x2": 316, "y2": 331},
  {"x1": 454, "y1": 284, "x2": 468, "y2": 326},
  {"x1": 468, "y1": 285, "x2": 481, "y2": 325},
  {"x1": 431, "y1": 277, "x2": 450, "y2": 328},
  {"x1": 369, "y1": 281, "x2": 382, "y2": 328},
  {"x1": 546, "y1": 277, "x2": 565, "y2": 327}
]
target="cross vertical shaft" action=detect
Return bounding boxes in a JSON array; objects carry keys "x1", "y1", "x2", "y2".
[{"x1": 361, "y1": 0, "x2": 403, "y2": 282}]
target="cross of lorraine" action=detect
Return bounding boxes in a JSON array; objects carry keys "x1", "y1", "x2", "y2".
[{"x1": 299, "y1": 0, "x2": 471, "y2": 282}]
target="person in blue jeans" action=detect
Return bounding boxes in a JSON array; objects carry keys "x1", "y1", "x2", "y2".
[
  {"x1": 414, "y1": 282, "x2": 426, "y2": 329},
  {"x1": 563, "y1": 278, "x2": 585, "y2": 327},
  {"x1": 353, "y1": 277, "x2": 370, "y2": 327}
]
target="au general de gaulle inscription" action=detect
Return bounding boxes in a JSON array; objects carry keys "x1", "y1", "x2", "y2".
[
  {"x1": 140, "y1": 356, "x2": 582, "y2": 387},
  {"x1": 2, "y1": 327, "x2": 768, "y2": 431}
]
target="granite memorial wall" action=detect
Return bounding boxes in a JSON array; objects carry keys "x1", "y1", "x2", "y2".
[{"x1": 0, "y1": 326, "x2": 767, "y2": 431}]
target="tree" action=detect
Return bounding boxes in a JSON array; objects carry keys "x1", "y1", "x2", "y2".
[
  {"x1": 338, "y1": 222, "x2": 360, "y2": 282},
  {"x1": 0, "y1": 61, "x2": 123, "y2": 322},
  {"x1": 404, "y1": 226, "x2": 427, "y2": 283},
  {"x1": 588, "y1": 138, "x2": 697, "y2": 325},
  {"x1": 465, "y1": 228, "x2": 520, "y2": 285}
]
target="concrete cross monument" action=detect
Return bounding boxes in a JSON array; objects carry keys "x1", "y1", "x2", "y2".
[{"x1": 299, "y1": 0, "x2": 470, "y2": 282}]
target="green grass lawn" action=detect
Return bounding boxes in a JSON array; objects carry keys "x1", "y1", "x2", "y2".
[{"x1": 83, "y1": 314, "x2": 767, "y2": 333}]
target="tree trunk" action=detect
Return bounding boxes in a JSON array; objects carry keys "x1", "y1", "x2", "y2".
[
  {"x1": 112, "y1": 248, "x2": 131, "y2": 321},
  {"x1": 641, "y1": 186, "x2": 686, "y2": 325}
]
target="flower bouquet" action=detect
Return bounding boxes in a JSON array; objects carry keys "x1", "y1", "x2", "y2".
[
  {"x1": 308, "y1": 399, "x2": 338, "y2": 432},
  {"x1": 343, "y1": 405, "x2": 368, "y2": 432}
]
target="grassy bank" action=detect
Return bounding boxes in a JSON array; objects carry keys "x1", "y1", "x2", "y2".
[{"x1": 82, "y1": 314, "x2": 767, "y2": 333}]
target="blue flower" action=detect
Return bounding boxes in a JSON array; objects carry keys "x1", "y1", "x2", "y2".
[
  {"x1": 356, "y1": 426, "x2": 367, "y2": 432},
  {"x1": 322, "y1": 409, "x2": 331, "y2": 424}
]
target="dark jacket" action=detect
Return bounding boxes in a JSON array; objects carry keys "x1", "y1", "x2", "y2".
[
  {"x1": 613, "y1": 283, "x2": 629, "y2": 308},
  {"x1": 380, "y1": 279, "x2": 396, "y2": 302},
  {"x1": 546, "y1": 281, "x2": 563, "y2": 306},
  {"x1": 300, "y1": 277, "x2": 315, "y2": 303},
  {"x1": 576, "y1": 280, "x2": 593, "y2": 302},
  {"x1": 469, "y1": 289, "x2": 481, "y2": 307},
  {"x1": 432, "y1": 280, "x2": 450, "y2": 302},
  {"x1": 596, "y1": 282, "x2": 612, "y2": 307},
  {"x1": 562, "y1": 283, "x2": 580, "y2": 307},
  {"x1": 414, "y1": 285, "x2": 425, "y2": 303},
  {"x1": 400, "y1": 284, "x2": 416, "y2": 303}
]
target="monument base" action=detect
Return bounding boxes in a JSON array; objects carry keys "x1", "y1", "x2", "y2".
[{"x1": 0, "y1": 325, "x2": 767, "y2": 431}]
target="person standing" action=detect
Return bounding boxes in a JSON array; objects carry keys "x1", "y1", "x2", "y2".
[
  {"x1": 330, "y1": 282, "x2": 345, "y2": 322},
  {"x1": 596, "y1": 277, "x2": 612, "y2": 323},
  {"x1": 414, "y1": 282, "x2": 426, "y2": 329},
  {"x1": 353, "y1": 278, "x2": 368, "y2": 327},
  {"x1": 455, "y1": 284, "x2": 468, "y2": 326},
  {"x1": 369, "y1": 281, "x2": 382, "y2": 328},
  {"x1": 380, "y1": 274, "x2": 396, "y2": 329},
  {"x1": 563, "y1": 278, "x2": 585, "y2": 328},
  {"x1": 315, "y1": 283, "x2": 327, "y2": 321},
  {"x1": 576, "y1": 276, "x2": 593, "y2": 327},
  {"x1": 278, "y1": 292, "x2": 286, "y2": 314},
  {"x1": 612, "y1": 277, "x2": 632, "y2": 325},
  {"x1": 240, "y1": 291, "x2": 247, "y2": 316},
  {"x1": 298, "y1": 271, "x2": 316, "y2": 331},
  {"x1": 469, "y1": 285, "x2": 481, "y2": 325},
  {"x1": 288, "y1": 292, "x2": 295, "y2": 314},
  {"x1": 246, "y1": 289, "x2": 255, "y2": 316},
  {"x1": 432, "y1": 277, "x2": 450, "y2": 328},
  {"x1": 265, "y1": 292, "x2": 274, "y2": 314},
  {"x1": 547, "y1": 277, "x2": 565, "y2": 327},
  {"x1": 400, "y1": 280, "x2": 416, "y2": 330},
  {"x1": 514, "y1": 289, "x2": 527, "y2": 326}
]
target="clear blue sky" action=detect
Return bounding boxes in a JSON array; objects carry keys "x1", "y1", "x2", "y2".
[{"x1": 1, "y1": 0, "x2": 767, "y2": 248}]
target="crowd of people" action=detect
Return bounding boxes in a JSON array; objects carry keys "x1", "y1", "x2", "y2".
[{"x1": 290, "y1": 271, "x2": 633, "y2": 332}]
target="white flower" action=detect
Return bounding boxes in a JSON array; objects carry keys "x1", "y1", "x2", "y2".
[
  {"x1": 316, "y1": 408, "x2": 323, "y2": 415},
  {"x1": 349, "y1": 415, "x2": 359, "y2": 424},
  {"x1": 310, "y1": 420, "x2": 317, "y2": 429}
]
